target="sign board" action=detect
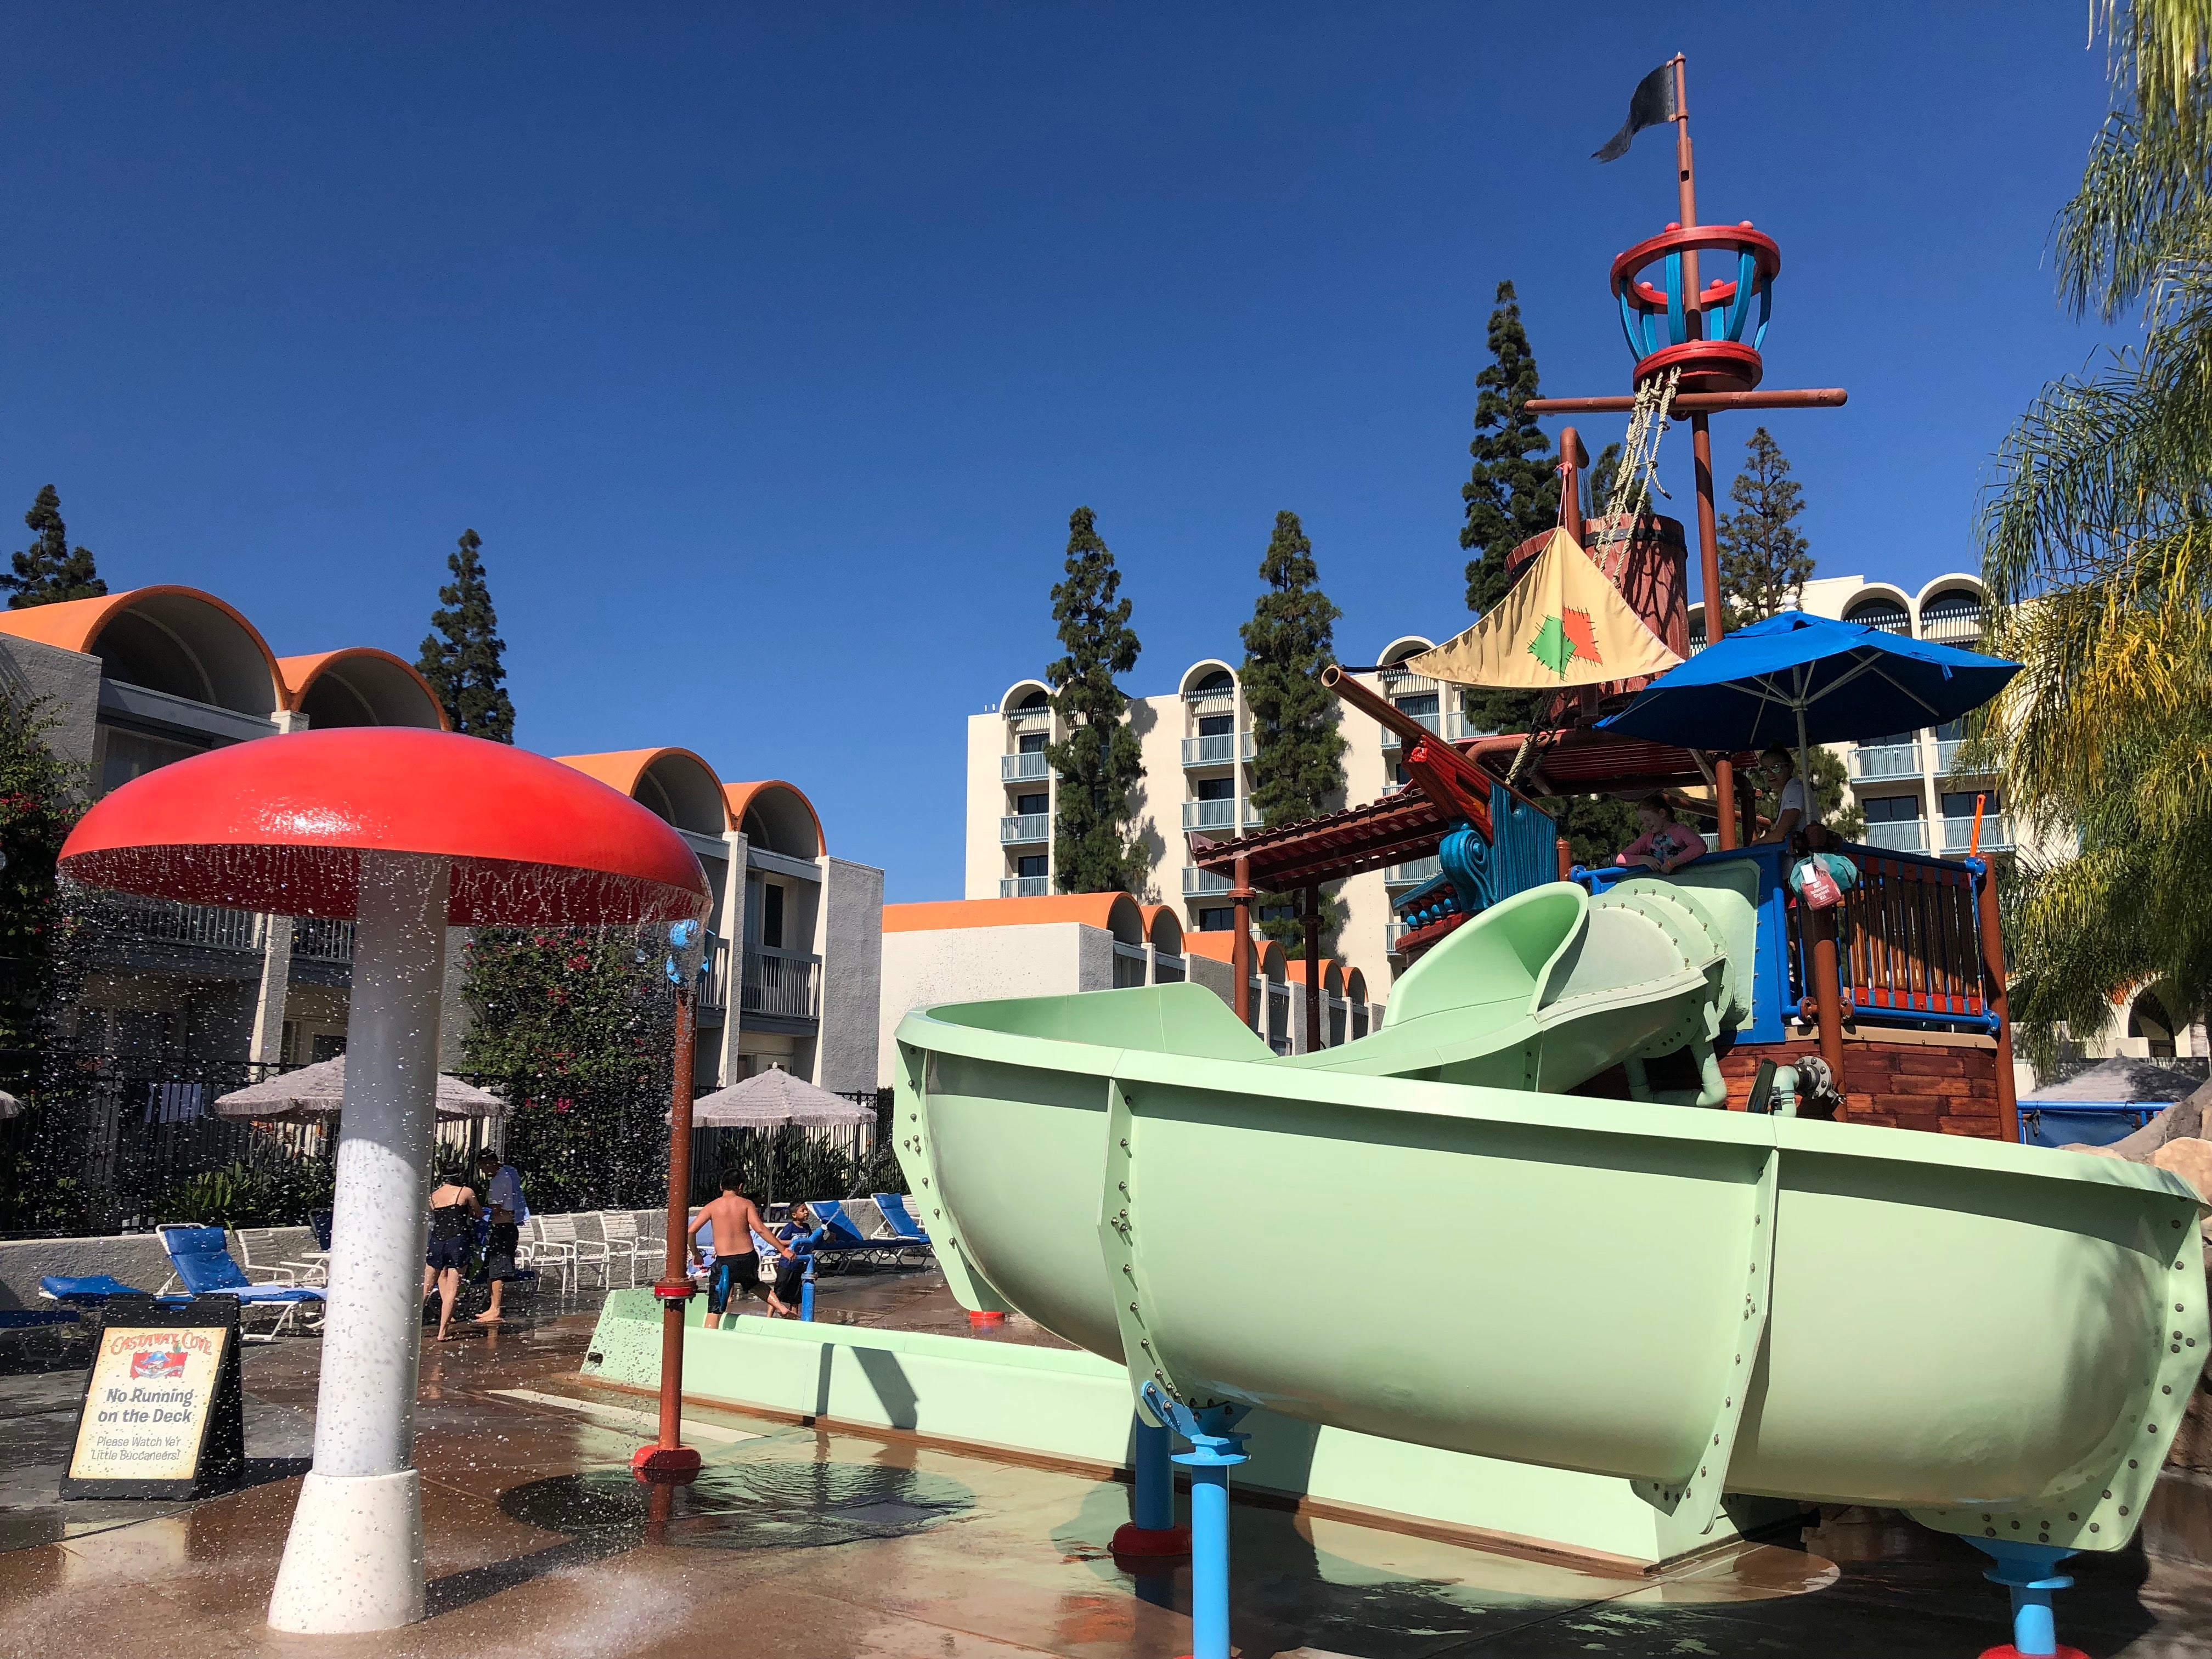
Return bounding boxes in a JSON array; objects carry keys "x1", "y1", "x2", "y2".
[{"x1": 61, "y1": 1295, "x2": 245, "y2": 1500}]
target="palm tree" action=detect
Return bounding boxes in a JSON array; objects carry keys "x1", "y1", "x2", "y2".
[{"x1": 1979, "y1": 1, "x2": 2212, "y2": 1063}]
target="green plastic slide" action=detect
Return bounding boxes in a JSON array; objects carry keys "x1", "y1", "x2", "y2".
[{"x1": 891, "y1": 879, "x2": 2207, "y2": 1559}]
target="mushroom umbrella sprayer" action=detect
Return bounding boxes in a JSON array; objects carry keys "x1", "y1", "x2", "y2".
[{"x1": 60, "y1": 729, "x2": 710, "y2": 1634}]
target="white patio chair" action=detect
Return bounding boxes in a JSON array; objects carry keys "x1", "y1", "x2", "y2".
[
  {"x1": 520, "y1": 1215, "x2": 575, "y2": 1292},
  {"x1": 234, "y1": 1228, "x2": 304, "y2": 1286},
  {"x1": 541, "y1": 1214, "x2": 608, "y2": 1289},
  {"x1": 597, "y1": 1211, "x2": 649, "y2": 1286}
]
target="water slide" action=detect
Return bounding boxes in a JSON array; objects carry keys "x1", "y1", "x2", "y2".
[{"x1": 890, "y1": 879, "x2": 2207, "y2": 1563}]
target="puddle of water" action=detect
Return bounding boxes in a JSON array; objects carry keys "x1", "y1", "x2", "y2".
[{"x1": 500, "y1": 1459, "x2": 974, "y2": 1551}]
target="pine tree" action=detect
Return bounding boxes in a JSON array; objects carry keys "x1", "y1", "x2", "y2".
[
  {"x1": 1240, "y1": 511, "x2": 1347, "y2": 954},
  {"x1": 1043, "y1": 507, "x2": 1147, "y2": 893},
  {"x1": 2, "y1": 487, "x2": 106, "y2": 609},
  {"x1": 1459, "y1": 281, "x2": 1558, "y2": 736},
  {"x1": 1586, "y1": 442, "x2": 1623, "y2": 522},
  {"x1": 416, "y1": 529, "x2": 516, "y2": 742},
  {"x1": 1716, "y1": 427, "x2": 1813, "y2": 627}
]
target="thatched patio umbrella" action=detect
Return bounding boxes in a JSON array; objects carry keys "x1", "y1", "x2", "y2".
[
  {"x1": 691, "y1": 1065, "x2": 874, "y2": 1129},
  {"x1": 214, "y1": 1056, "x2": 507, "y2": 1124}
]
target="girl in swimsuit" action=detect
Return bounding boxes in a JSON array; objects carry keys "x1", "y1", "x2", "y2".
[{"x1": 422, "y1": 1177, "x2": 481, "y2": 1341}]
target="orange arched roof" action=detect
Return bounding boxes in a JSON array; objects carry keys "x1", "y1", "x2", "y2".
[
  {"x1": 277, "y1": 648, "x2": 450, "y2": 727},
  {"x1": 1182, "y1": 931, "x2": 1243, "y2": 963},
  {"x1": 1284, "y1": 958, "x2": 1346, "y2": 994},
  {"x1": 558, "y1": 748, "x2": 730, "y2": 830},
  {"x1": 724, "y1": 780, "x2": 825, "y2": 859},
  {"x1": 0, "y1": 585, "x2": 284, "y2": 704},
  {"x1": 885, "y1": 893, "x2": 1140, "y2": 935},
  {"x1": 1138, "y1": 902, "x2": 1184, "y2": 951}
]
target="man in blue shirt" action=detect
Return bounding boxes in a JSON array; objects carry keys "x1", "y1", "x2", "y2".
[{"x1": 475, "y1": 1150, "x2": 530, "y2": 1325}]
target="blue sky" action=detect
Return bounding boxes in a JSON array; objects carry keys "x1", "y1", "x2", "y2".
[{"x1": 0, "y1": 6, "x2": 2125, "y2": 899}]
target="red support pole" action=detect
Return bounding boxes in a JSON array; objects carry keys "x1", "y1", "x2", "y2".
[
  {"x1": 634, "y1": 984, "x2": 701, "y2": 1481},
  {"x1": 1301, "y1": 885, "x2": 1322, "y2": 1051},
  {"x1": 1231, "y1": 856, "x2": 1253, "y2": 1030},
  {"x1": 1692, "y1": 414, "x2": 1739, "y2": 849},
  {"x1": 1976, "y1": 860, "x2": 2022, "y2": 1144}
]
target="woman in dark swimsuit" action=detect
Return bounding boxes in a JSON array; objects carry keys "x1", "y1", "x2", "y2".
[{"x1": 421, "y1": 1177, "x2": 480, "y2": 1341}]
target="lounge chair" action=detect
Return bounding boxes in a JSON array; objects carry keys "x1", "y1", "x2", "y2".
[
  {"x1": 156, "y1": 1224, "x2": 325, "y2": 1338},
  {"x1": 868, "y1": 1194, "x2": 933, "y2": 1265},
  {"x1": 236, "y1": 1226, "x2": 326, "y2": 1288},
  {"x1": 805, "y1": 1199, "x2": 910, "y2": 1271}
]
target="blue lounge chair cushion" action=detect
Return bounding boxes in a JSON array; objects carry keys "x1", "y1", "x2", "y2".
[
  {"x1": 157, "y1": 1225, "x2": 325, "y2": 1302},
  {"x1": 807, "y1": 1199, "x2": 877, "y2": 1250},
  {"x1": 872, "y1": 1194, "x2": 929, "y2": 1242},
  {"x1": 40, "y1": 1274, "x2": 188, "y2": 1305}
]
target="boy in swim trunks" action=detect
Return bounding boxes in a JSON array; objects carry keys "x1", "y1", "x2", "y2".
[{"x1": 687, "y1": 1176, "x2": 794, "y2": 1328}]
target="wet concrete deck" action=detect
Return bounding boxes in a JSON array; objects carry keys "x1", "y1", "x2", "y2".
[{"x1": 5, "y1": 1269, "x2": 2212, "y2": 1658}]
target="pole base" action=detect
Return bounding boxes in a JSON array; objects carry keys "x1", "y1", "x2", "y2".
[
  {"x1": 267, "y1": 1468, "x2": 424, "y2": 1633},
  {"x1": 1111, "y1": 1521, "x2": 1191, "y2": 1558},
  {"x1": 966, "y1": 1310, "x2": 1007, "y2": 1328},
  {"x1": 1978, "y1": 1649, "x2": 2089, "y2": 1659},
  {"x1": 631, "y1": 1444, "x2": 703, "y2": 1480}
]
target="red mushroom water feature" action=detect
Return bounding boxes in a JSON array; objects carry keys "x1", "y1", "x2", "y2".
[{"x1": 61, "y1": 728, "x2": 709, "y2": 1634}]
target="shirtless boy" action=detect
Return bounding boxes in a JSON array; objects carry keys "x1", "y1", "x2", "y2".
[{"x1": 687, "y1": 1177, "x2": 796, "y2": 1327}]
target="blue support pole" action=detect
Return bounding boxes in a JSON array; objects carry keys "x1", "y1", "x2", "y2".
[
  {"x1": 1142, "y1": 1382, "x2": 1248, "y2": 1659},
  {"x1": 1965, "y1": 1538, "x2": 2085, "y2": 1658},
  {"x1": 799, "y1": 1256, "x2": 816, "y2": 1323},
  {"x1": 1110, "y1": 1409, "x2": 1189, "y2": 1556}
]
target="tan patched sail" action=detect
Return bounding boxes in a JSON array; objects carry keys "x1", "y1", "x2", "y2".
[{"x1": 1409, "y1": 528, "x2": 1683, "y2": 689}]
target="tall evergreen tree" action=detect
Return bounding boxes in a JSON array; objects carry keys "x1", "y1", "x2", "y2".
[
  {"x1": 1240, "y1": 511, "x2": 1347, "y2": 954},
  {"x1": 1459, "y1": 282, "x2": 1559, "y2": 737},
  {"x1": 1716, "y1": 427, "x2": 1813, "y2": 626},
  {"x1": 1043, "y1": 507, "x2": 1147, "y2": 893},
  {"x1": 1585, "y1": 442, "x2": 1624, "y2": 522},
  {"x1": 416, "y1": 529, "x2": 516, "y2": 742},
  {"x1": 2, "y1": 486, "x2": 105, "y2": 609}
]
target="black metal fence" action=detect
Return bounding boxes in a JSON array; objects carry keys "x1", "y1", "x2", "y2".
[{"x1": 0, "y1": 1063, "x2": 904, "y2": 1239}]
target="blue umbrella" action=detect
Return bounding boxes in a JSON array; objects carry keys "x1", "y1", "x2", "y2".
[{"x1": 1598, "y1": 611, "x2": 2020, "y2": 800}]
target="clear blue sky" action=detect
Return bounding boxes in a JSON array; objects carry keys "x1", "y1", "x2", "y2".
[{"x1": 0, "y1": 6, "x2": 2125, "y2": 900}]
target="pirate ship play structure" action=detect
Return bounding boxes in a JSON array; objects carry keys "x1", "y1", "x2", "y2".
[{"x1": 1190, "y1": 54, "x2": 2017, "y2": 1144}]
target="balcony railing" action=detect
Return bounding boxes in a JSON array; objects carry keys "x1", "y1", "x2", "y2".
[
  {"x1": 1385, "y1": 918, "x2": 1409, "y2": 953},
  {"x1": 292, "y1": 918, "x2": 354, "y2": 963},
  {"x1": 1861, "y1": 820, "x2": 1928, "y2": 854},
  {"x1": 108, "y1": 894, "x2": 264, "y2": 953},
  {"x1": 1000, "y1": 813, "x2": 1050, "y2": 844},
  {"x1": 1376, "y1": 668, "x2": 1438, "y2": 697},
  {"x1": 741, "y1": 946, "x2": 820, "y2": 1022},
  {"x1": 1384, "y1": 856, "x2": 1441, "y2": 888},
  {"x1": 1850, "y1": 740, "x2": 1922, "y2": 781},
  {"x1": 1379, "y1": 710, "x2": 1443, "y2": 752},
  {"x1": 1932, "y1": 738, "x2": 1995, "y2": 778},
  {"x1": 1181, "y1": 732, "x2": 1254, "y2": 767},
  {"x1": 1919, "y1": 605, "x2": 1985, "y2": 646},
  {"x1": 1183, "y1": 866, "x2": 1233, "y2": 897},
  {"x1": 1181, "y1": 798, "x2": 1246, "y2": 833},
  {"x1": 1000, "y1": 752, "x2": 1051, "y2": 782},
  {"x1": 1940, "y1": 813, "x2": 2012, "y2": 854},
  {"x1": 1000, "y1": 875, "x2": 1049, "y2": 898}
]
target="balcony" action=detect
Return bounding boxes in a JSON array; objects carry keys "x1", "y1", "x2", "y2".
[
  {"x1": 1000, "y1": 876, "x2": 1049, "y2": 898},
  {"x1": 1850, "y1": 741, "x2": 1922, "y2": 782},
  {"x1": 1000, "y1": 752, "x2": 1051, "y2": 783},
  {"x1": 1940, "y1": 813, "x2": 2012, "y2": 855},
  {"x1": 1183, "y1": 866, "x2": 1233, "y2": 897},
  {"x1": 741, "y1": 946, "x2": 820, "y2": 1022},
  {"x1": 1181, "y1": 731, "x2": 1254, "y2": 768},
  {"x1": 1384, "y1": 856, "x2": 1441, "y2": 888},
  {"x1": 1861, "y1": 820, "x2": 1928, "y2": 854},
  {"x1": 1933, "y1": 738, "x2": 1995, "y2": 778},
  {"x1": 1181, "y1": 798, "x2": 1256, "y2": 833},
  {"x1": 1000, "y1": 813, "x2": 1050, "y2": 844},
  {"x1": 1378, "y1": 710, "x2": 1443, "y2": 753},
  {"x1": 1385, "y1": 918, "x2": 1409, "y2": 953}
]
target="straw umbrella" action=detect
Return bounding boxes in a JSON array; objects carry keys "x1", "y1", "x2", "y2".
[
  {"x1": 214, "y1": 1056, "x2": 507, "y2": 1124},
  {"x1": 60, "y1": 728, "x2": 708, "y2": 1635}
]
